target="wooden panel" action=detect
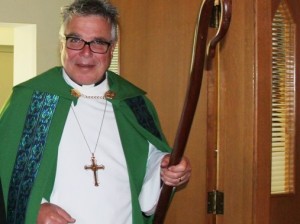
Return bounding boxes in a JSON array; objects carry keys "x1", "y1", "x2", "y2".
[
  {"x1": 217, "y1": 0, "x2": 256, "y2": 222},
  {"x1": 253, "y1": 0, "x2": 272, "y2": 223},
  {"x1": 217, "y1": 0, "x2": 271, "y2": 223},
  {"x1": 111, "y1": 0, "x2": 207, "y2": 223}
]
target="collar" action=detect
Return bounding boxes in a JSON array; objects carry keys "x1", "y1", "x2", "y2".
[{"x1": 62, "y1": 69, "x2": 109, "y2": 98}]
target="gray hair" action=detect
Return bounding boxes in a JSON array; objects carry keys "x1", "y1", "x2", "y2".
[{"x1": 59, "y1": 0, "x2": 119, "y2": 42}]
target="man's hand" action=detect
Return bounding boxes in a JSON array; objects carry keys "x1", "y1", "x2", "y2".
[
  {"x1": 160, "y1": 154, "x2": 192, "y2": 187},
  {"x1": 37, "y1": 203, "x2": 76, "y2": 224}
]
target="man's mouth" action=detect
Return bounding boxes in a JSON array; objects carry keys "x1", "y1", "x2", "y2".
[{"x1": 76, "y1": 63, "x2": 95, "y2": 69}]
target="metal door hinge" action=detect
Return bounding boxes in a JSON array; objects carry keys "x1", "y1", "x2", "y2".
[{"x1": 207, "y1": 190, "x2": 224, "y2": 214}]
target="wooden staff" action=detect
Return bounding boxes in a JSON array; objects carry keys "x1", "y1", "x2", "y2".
[{"x1": 153, "y1": 0, "x2": 232, "y2": 223}]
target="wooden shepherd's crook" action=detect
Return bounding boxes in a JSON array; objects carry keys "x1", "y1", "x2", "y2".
[{"x1": 153, "y1": 0, "x2": 232, "y2": 223}]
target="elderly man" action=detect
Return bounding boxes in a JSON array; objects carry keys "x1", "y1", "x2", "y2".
[{"x1": 0, "y1": 0, "x2": 191, "y2": 223}]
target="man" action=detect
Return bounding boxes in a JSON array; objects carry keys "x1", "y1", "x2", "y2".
[{"x1": 0, "y1": 0, "x2": 191, "y2": 223}]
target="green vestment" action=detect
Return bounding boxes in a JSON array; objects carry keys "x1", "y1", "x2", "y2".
[{"x1": 0, "y1": 67, "x2": 172, "y2": 224}]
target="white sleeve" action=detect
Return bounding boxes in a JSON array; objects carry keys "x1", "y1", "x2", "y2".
[{"x1": 138, "y1": 142, "x2": 169, "y2": 216}]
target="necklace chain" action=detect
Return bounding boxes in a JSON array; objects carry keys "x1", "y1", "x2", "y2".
[
  {"x1": 71, "y1": 100, "x2": 108, "y2": 155},
  {"x1": 70, "y1": 88, "x2": 111, "y2": 186},
  {"x1": 79, "y1": 93, "x2": 106, "y2": 99}
]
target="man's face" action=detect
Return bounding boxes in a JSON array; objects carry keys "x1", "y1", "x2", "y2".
[{"x1": 61, "y1": 15, "x2": 115, "y2": 85}]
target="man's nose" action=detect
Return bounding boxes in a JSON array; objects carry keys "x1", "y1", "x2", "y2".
[{"x1": 80, "y1": 43, "x2": 93, "y2": 55}]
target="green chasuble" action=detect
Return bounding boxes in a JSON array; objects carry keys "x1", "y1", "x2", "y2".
[{"x1": 0, "y1": 67, "x2": 172, "y2": 224}]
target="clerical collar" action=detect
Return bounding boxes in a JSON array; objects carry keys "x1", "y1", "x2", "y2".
[
  {"x1": 62, "y1": 69, "x2": 107, "y2": 88},
  {"x1": 62, "y1": 69, "x2": 109, "y2": 97},
  {"x1": 94, "y1": 75, "x2": 106, "y2": 86}
]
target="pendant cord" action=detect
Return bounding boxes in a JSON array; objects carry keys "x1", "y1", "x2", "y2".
[{"x1": 71, "y1": 99, "x2": 108, "y2": 155}]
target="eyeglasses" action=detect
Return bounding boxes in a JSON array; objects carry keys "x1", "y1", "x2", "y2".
[{"x1": 64, "y1": 36, "x2": 112, "y2": 54}]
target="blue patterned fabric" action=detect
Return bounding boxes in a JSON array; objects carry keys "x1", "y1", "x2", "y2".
[
  {"x1": 125, "y1": 96, "x2": 162, "y2": 140},
  {"x1": 7, "y1": 91, "x2": 59, "y2": 224}
]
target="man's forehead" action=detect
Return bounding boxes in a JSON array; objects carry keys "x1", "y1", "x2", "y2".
[{"x1": 64, "y1": 16, "x2": 113, "y2": 40}]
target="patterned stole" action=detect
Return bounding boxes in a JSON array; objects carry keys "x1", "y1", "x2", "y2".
[
  {"x1": 125, "y1": 96, "x2": 162, "y2": 140},
  {"x1": 7, "y1": 91, "x2": 59, "y2": 224}
]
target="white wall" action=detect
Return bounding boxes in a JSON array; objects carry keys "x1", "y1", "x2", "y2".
[
  {"x1": 0, "y1": 0, "x2": 72, "y2": 74},
  {"x1": 0, "y1": 46, "x2": 13, "y2": 108},
  {"x1": 0, "y1": 23, "x2": 37, "y2": 85}
]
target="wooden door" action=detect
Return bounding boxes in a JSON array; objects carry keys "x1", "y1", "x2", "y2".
[
  {"x1": 270, "y1": 0, "x2": 300, "y2": 223},
  {"x1": 213, "y1": 0, "x2": 273, "y2": 223},
  {"x1": 110, "y1": 0, "x2": 276, "y2": 223}
]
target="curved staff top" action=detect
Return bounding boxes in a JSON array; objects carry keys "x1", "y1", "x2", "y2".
[{"x1": 153, "y1": 0, "x2": 232, "y2": 223}]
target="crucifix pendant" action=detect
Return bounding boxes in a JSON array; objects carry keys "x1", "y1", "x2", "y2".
[{"x1": 84, "y1": 154, "x2": 105, "y2": 186}]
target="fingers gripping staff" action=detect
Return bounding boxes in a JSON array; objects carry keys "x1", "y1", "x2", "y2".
[{"x1": 153, "y1": 0, "x2": 232, "y2": 223}]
